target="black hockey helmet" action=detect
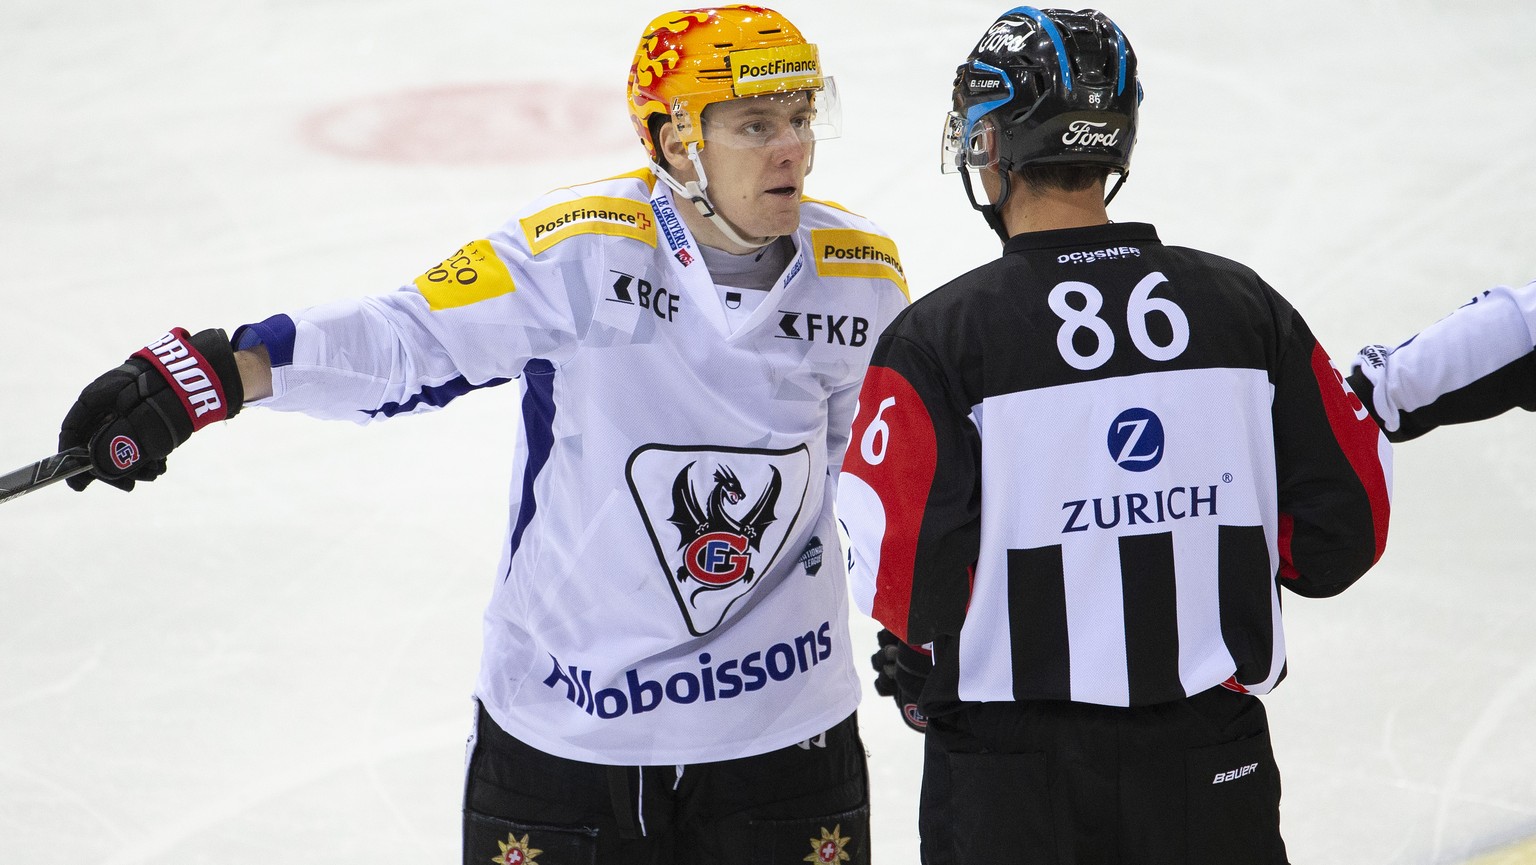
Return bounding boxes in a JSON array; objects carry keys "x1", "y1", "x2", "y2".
[{"x1": 943, "y1": 7, "x2": 1141, "y2": 237}]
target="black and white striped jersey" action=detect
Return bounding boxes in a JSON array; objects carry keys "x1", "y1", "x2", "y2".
[
  {"x1": 837, "y1": 222, "x2": 1392, "y2": 709},
  {"x1": 1349, "y1": 280, "x2": 1536, "y2": 442}
]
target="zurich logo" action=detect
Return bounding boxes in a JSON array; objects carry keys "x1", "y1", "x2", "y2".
[{"x1": 1107, "y1": 407, "x2": 1164, "y2": 472}]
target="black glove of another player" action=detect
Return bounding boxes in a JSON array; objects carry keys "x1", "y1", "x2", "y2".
[
  {"x1": 871, "y1": 628, "x2": 932, "y2": 733},
  {"x1": 59, "y1": 327, "x2": 244, "y2": 492}
]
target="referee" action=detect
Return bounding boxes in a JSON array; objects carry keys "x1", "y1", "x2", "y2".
[{"x1": 838, "y1": 8, "x2": 1392, "y2": 863}]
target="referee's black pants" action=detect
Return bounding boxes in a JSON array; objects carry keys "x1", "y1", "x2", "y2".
[
  {"x1": 920, "y1": 685, "x2": 1288, "y2": 864},
  {"x1": 463, "y1": 702, "x2": 870, "y2": 865}
]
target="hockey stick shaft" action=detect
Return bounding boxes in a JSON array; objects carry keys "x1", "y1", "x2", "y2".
[{"x1": 0, "y1": 448, "x2": 92, "y2": 505}]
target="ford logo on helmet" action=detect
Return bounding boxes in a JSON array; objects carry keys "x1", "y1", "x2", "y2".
[{"x1": 1061, "y1": 119, "x2": 1124, "y2": 148}]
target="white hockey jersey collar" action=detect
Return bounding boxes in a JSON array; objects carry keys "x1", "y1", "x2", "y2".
[{"x1": 648, "y1": 185, "x2": 808, "y2": 340}]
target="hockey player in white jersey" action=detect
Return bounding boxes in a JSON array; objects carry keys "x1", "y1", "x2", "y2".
[{"x1": 55, "y1": 6, "x2": 908, "y2": 863}]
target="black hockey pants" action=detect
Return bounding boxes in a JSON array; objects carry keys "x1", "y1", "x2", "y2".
[
  {"x1": 919, "y1": 685, "x2": 1289, "y2": 864},
  {"x1": 463, "y1": 702, "x2": 870, "y2": 865}
]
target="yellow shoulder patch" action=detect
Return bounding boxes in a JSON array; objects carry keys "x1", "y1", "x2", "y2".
[
  {"x1": 811, "y1": 228, "x2": 908, "y2": 300},
  {"x1": 413, "y1": 239, "x2": 516, "y2": 311},
  {"x1": 519, "y1": 196, "x2": 657, "y2": 255},
  {"x1": 800, "y1": 194, "x2": 860, "y2": 217},
  {"x1": 601, "y1": 167, "x2": 658, "y2": 188}
]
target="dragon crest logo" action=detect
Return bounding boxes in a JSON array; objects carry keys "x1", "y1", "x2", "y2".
[
  {"x1": 629, "y1": 444, "x2": 811, "y2": 635},
  {"x1": 670, "y1": 462, "x2": 782, "y2": 587}
]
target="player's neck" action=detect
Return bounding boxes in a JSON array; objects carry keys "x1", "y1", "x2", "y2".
[{"x1": 1001, "y1": 186, "x2": 1109, "y2": 237}]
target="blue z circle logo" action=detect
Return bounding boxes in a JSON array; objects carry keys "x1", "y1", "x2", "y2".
[{"x1": 1107, "y1": 407, "x2": 1164, "y2": 472}]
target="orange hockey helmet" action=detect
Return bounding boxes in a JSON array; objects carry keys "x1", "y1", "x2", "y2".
[{"x1": 626, "y1": 6, "x2": 839, "y2": 160}]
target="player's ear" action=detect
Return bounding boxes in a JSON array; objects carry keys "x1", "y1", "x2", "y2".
[{"x1": 657, "y1": 122, "x2": 697, "y2": 183}]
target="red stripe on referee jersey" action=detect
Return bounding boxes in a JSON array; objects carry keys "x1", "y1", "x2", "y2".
[
  {"x1": 1308, "y1": 342, "x2": 1390, "y2": 562},
  {"x1": 842, "y1": 366, "x2": 937, "y2": 643},
  {"x1": 1276, "y1": 513, "x2": 1299, "y2": 580}
]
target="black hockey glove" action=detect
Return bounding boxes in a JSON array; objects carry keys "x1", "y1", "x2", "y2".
[
  {"x1": 871, "y1": 628, "x2": 932, "y2": 733},
  {"x1": 59, "y1": 327, "x2": 243, "y2": 492}
]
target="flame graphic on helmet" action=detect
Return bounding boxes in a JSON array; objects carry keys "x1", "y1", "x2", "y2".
[{"x1": 632, "y1": 12, "x2": 712, "y2": 94}]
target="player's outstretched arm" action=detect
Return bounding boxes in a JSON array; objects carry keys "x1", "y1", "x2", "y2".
[
  {"x1": 1349, "y1": 280, "x2": 1536, "y2": 442},
  {"x1": 58, "y1": 328, "x2": 258, "y2": 492}
]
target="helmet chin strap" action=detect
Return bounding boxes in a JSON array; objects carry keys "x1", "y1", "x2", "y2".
[
  {"x1": 959, "y1": 166, "x2": 1013, "y2": 244},
  {"x1": 650, "y1": 143, "x2": 774, "y2": 251},
  {"x1": 1103, "y1": 169, "x2": 1128, "y2": 206}
]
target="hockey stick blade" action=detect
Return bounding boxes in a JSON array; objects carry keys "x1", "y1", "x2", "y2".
[{"x1": 0, "y1": 449, "x2": 93, "y2": 505}]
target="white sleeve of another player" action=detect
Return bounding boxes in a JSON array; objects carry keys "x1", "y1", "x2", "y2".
[{"x1": 1354, "y1": 280, "x2": 1536, "y2": 430}]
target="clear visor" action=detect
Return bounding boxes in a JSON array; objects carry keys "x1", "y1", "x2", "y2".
[
  {"x1": 940, "y1": 110, "x2": 997, "y2": 175},
  {"x1": 672, "y1": 79, "x2": 841, "y2": 150}
]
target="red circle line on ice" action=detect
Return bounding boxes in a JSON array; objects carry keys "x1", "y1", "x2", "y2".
[{"x1": 301, "y1": 82, "x2": 633, "y2": 165}]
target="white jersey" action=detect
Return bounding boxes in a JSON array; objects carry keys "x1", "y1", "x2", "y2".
[{"x1": 235, "y1": 169, "x2": 909, "y2": 764}]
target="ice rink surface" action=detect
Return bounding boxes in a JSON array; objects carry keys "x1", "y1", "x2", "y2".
[{"x1": 3, "y1": 1, "x2": 1535, "y2": 862}]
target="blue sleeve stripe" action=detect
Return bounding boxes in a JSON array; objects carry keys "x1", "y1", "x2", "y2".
[
  {"x1": 232, "y1": 314, "x2": 297, "y2": 367},
  {"x1": 506, "y1": 358, "x2": 557, "y2": 568},
  {"x1": 364, "y1": 375, "x2": 511, "y2": 419}
]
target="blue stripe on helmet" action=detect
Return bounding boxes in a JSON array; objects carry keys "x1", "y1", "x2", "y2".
[
  {"x1": 1004, "y1": 6, "x2": 1073, "y2": 91},
  {"x1": 964, "y1": 59, "x2": 1015, "y2": 133},
  {"x1": 1108, "y1": 20, "x2": 1129, "y2": 96}
]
